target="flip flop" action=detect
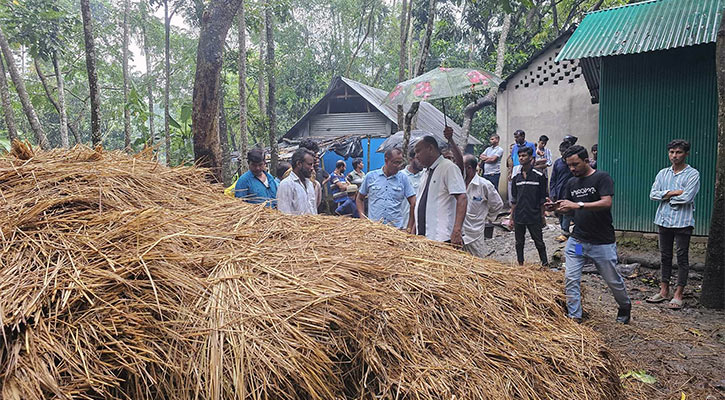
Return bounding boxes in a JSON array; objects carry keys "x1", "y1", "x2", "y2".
[
  {"x1": 668, "y1": 298, "x2": 683, "y2": 310},
  {"x1": 645, "y1": 293, "x2": 668, "y2": 303}
]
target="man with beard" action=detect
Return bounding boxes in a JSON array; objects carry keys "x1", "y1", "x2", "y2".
[{"x1": 277, "y1": 148, "x2": 318, "y2": 215}]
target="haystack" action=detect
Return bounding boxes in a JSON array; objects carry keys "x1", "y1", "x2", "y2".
[{"x1": 0, "y1": 142, "x2": 624, "y2": 400}]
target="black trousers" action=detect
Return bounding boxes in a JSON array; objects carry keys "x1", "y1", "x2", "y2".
[
  {"x1": 515, "y1": 223, "x2": 548, "y2": 266},
  {"x1": 658, "y1": 226, "x2": 693, "y2": 287}
]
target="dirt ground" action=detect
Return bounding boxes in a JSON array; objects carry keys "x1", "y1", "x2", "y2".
[{"x1": 485, "y1": 216, "x2": 725, "y2": 400}]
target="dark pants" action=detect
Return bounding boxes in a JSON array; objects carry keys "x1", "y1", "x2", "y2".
[
  {"x1": 658, "y1": 226, "x2": 693, "y2": 287},
  {"x1": 483, "y1": 173, "x2": 500, "y2": 190},
  {"x1": 515, "y1": 223, "x2": 548, "y2": 266}
]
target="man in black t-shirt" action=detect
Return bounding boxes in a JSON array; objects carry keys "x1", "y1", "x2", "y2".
[
  {"x1": 511, "y1": 146, "x2": 549, "y2": 267},
  {"x1": 548, "y1": 145, "x2": 631, "y2": 324}
]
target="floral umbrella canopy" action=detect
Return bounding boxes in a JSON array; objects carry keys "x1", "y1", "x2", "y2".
[{"x1": 382, "y1": 67, "x2": 503, "y2": 106}]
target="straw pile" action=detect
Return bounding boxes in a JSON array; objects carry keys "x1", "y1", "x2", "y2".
[{"x1": 0, "y1": 142, "x2": 624, "y2": 400}]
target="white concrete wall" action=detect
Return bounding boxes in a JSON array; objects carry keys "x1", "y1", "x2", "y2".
[{"x1": 495, "y1": 40, "x2": 599, "y2": 200}]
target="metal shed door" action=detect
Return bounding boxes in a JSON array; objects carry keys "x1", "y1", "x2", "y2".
[{"x1": 309, "y1": 112, "x2": 389, "y2": 139}]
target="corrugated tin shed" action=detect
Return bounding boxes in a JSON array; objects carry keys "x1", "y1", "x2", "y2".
[
  {"x1": 556, "y1": 0, "x2": 725, "y2": 61},
  {"x1": 283, "y1": 76, "x2": 481, "y2": 148}
]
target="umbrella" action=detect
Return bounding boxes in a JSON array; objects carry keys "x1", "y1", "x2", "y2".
[
  {"x1": 382, "y1": 67, "x2": 503, "y2": 106},
  {"x1": 376, "y1": 130, "x2": 447, "y2": 153}
]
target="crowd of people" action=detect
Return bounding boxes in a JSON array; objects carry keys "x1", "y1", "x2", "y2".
[{"x1": 231, "y1": 131, "x2": 700, "y2": 324}]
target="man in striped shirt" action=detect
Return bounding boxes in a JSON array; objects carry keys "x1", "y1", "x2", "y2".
[{"x1": 647, "y1": 139, "x2": 700, "y2": 309}]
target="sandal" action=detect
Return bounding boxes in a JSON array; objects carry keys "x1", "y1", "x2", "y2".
[
  {"x1": 646, "y1": 293, "x2": 668, "y2": 303},
  {"x1": 668, "y1": 298, "x2": 683, "y2": 310}
]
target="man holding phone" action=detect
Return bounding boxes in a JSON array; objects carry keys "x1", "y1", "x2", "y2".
[{"x1": 546, "y1": 145, "x2": 631, "y2": 324}]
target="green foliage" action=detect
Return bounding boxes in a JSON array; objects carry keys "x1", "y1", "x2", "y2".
[{"x1": 0, "y1": 0, "x2": 630, "y2": 163}]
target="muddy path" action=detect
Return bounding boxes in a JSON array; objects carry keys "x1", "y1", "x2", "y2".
[{"x1": 484, "y1": 216, "x2": 725, "y2": 399}]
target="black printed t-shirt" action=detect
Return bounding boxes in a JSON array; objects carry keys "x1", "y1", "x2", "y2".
[
  {"x1": 566, "y1": 170, "x2": 615, "y2": 244},
  {"x1": 511, "y1": 166, "x2": 547, "y2": 225}
]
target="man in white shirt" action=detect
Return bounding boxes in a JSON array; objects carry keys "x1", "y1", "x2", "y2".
[
  {"x1": 277, "y1": 148, "x2": 318, "y2": 215},
  {"x1": 479, "y1": 133, "x2": 504, "y2": 190},
  {"x1": 401, "y1": 149, "x2": 424, "y2": 228},
  {"x1": 413, "y1": 132, "x2": 467, "y2": 245},
  {"x1": 462, "y1": 155, "x2": 503, "y2": 257}
]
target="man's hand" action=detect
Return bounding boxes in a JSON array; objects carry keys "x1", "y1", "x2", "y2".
[
  {"x1": 556, "y1": 199, "x2": 579, "y2": 213},
  {"x1": 544, "y1": 197, "x2": 557, "y2": 212},
  {"x1": 443, "y1": 126, "x2": 454, "y2": 142},
  {"x1": 450, "y1": 228, "x2": 463, "y2": 247},
  {"x1": 479, "y1": 153, "x2": 488, "y2": 162},
  {"x1": 664, "y1": 189, "x2": 684, "y2": 199},
  {"x1": 406, "y1": 225, "x2": 416, "y2": 235}
]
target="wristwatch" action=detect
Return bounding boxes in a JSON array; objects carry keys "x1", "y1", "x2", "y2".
[{"x1": 577, "y1": 201, "x2": 585, "y2": 209}]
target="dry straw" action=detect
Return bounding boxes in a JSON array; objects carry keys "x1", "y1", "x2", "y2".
[{"x1": 0, "y1": 141, "x2": 624, "y2": 399}]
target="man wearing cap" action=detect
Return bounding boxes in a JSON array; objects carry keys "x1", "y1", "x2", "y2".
[
  {"x1": 357, "y1": 148, "x2": 416, "y2": 231},
  {"x1": 335, "y1": 184, "x2": 360, "y2": 218}
]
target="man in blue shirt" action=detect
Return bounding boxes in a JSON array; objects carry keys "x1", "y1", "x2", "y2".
[
  {"x1": 233, "y1": 148, "x2": 278, "y2": 207},
  {"x1": 511, "y1": 129, "x2": 537, "y2": 167},
  {"x1": 647, "y1": 139, "x2": 700, "y2": 309},
  {"x1": 356, "y1": 148, "x2": 416, "y2": 232}
]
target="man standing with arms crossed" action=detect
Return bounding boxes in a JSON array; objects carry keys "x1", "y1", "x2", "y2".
[
  {"x1": 551, "y1": 145, "x2": 631, "y2": 324},
  {"x1": 479, "y1": 133, "x2": 504, "y2": 190},
  {"x1": 646, "y1": 139, "x2": 700, "y2": 309}
]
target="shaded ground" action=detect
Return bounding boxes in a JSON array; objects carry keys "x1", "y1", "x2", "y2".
[{"x1": 485, "y1": 216, "x2": 725, "y2": 400}]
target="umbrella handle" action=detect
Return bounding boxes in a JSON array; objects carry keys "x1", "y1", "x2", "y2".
[{"x1": 441, "y1": 99, "x2": 448, "y2": 127}]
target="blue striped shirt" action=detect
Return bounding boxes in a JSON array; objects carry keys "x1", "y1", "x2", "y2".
[{"x1": 649, "y1": 165, "x2": 700, "y2": 228}]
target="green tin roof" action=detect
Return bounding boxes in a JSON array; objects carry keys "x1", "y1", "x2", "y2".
[{"x1": 556, "y1": 0, "x2": 725, "y2": 61}]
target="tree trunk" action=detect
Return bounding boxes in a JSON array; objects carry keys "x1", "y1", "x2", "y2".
[
  {"x1": 191, "y1": 0, "x2": 244, "y2": 183},
  {"x1": 142, "y1": 0, "x2": 155, "y2": 145},
  {"x1": 551, "y1": 0, "x2": 559, "y2": 34},
  {"x1": 237, "y1": 8, "x2": 249, "y2": 173},
  {"x1": 397, "y1": 0, "x2": 412, "y2": 129},
  {"x1": 52, "y1": 52, "x2": 70, "y2": 147},
  {"x1": 402, "y1": 0, "x2": 435, "y2": 162},
  {"x1": 0, "y1": 54, "x2": 17, "y2": 142},
  {"x1": 35, "y1": 56, "x2": 78, "y2": 145},
  {"x1": 258, "y1": 18, "x2": 267, "y2": 120},
  {"x1": 462, "y1": 12, "x2": 511, "y2": 141},
  {"x1": 122, "y1": 0, "x2": 131, "y2": 151},
  {"x1": 265, "y1": 0, "x2": 278, "y2": 176},
  {"x1": 701, "y1": 12, "x2": 725, "y2": 309},
  {"x1": 80, "y1": 0, "x2": 101, "y2": 147},
  {"x1": 219, "y1": 79, "x2": 232, "y2": 184},
  {"x1": 164, "y1": 0, "x2": 171, "y2": 164},
  {"x1": 0, "y1": 26, "x2": 48, "y2": 148}
]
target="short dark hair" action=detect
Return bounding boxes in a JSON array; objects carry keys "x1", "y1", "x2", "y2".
[
  {"x1": 352, "y1": 158, "x2": 363, "y2": 168},
  {"x1": 514, "y1": 129, "x2": 525, "y2": 137},
  {"x1": 384, "y1": 147, "x2": 402, "y2": 160},
  {"x1": 591, "y1": 144, "x2": 598, "y2": 152},
  {"x1": 464, "y1": 155, "x2": 478, "y2": 170},
  {"x1": 276, "y1": 161, "x2": 291, "y2": 177},
  {"x1": 490, "y1": 133, "x2": 499, "y2": 140},
  {"x1": 291, "y1": 148, "x2": 314, "y2": 168},
  {"x1": 539, "y1": 135, "x2": 549, "y2": 143},
  {"x1": 247, "y1": 148, "x2": 265, "y2": 164},
  {"x1": 335, "y1": 160, "x2": 346, "y2": 169},
  {"x1": 667, "y1": 139, "x2": 690, "y2": 152},
  {"x1": 517, "y1": 146, "x2": 533, "y2": 156},
  {"x1": 559, "y1": 141, "x2": 573, "y2": 152},
  {"x1": 298, "y1": 138, "x2": 319, "y2": 154},
  {"x1": 420, "y1": 136, "x2": 440, "y2": 153},
  {"x1": 563, "y1": 145, "x2": 589, "y2": 161}
]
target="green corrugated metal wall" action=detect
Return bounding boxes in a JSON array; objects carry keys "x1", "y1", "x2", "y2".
[{"x1": 599, "y1": 43, "x2": 717, "y2": 236}]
